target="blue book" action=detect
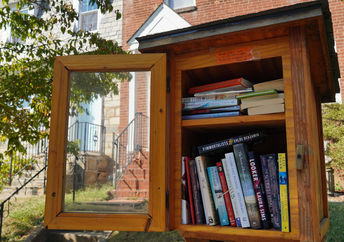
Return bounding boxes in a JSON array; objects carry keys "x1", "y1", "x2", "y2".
[
  {"x1": 182, "y1": 111, "x2": 240, "y2": 120},
  {"x1": 182, "y1": 99, "x2": 238, "y2": 111},
  {"x1": 207, "y1": 166, "x2": 230, "y2": 226}
]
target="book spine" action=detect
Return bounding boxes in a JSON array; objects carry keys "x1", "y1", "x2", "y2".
[
  {"x1": 198, "y1": 131, "x2": 264, "y2": 155},
  {"x1": 207, "y1": 166, "x2": 230, "y2": 226},
  {"x1": 195, "y1": 156, "x2": 218, "y2": 225},
  {"x1": 278, "y1": 153, "x2": 290, "y2": 232},
  {"x1": 188, "y1": 78, "x2": 245, "y2": 94},
  {"x1": 247, "y1": 152, "x2": 271, "y2": 229},
  {"x1": 233, "y1": 143, "x2": 261, "y2": 229},
  {"x1": 236, "y1": 89, "x2": 277, "y2": 99},
  {"x1": 182, "y1": 111, "x2": 240, "y2": 120},
  {"x1": 261, "y1": 154, "x2": 281, "y2": 230},
  {"x1": 185, "y1": 157, "x2": 195, "y2": 224},
  {"x1": 181, "y1": 156, "x2": 191, "y2": 224},
  {"x1": 189, "y1": 159, "x2": 206, "y2": 224},
  {"x1": 182, "y1": 99, "x2": 238, "y2": 111},
  {"x1": 183, "y1": 105, "x2": 241, "y2": 115},
  {"x1": 224, "y1": 152, "x2": 250, "y2": 228},
  {"x1": 217, "y1": 161, "x2": 236, "y2": 226}
]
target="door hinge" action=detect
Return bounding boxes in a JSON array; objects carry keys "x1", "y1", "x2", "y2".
[
  {"x1": 166, "y1": 190, "x2": 169, "y2": 209},
  {"x1": 166, "y1": 75, "x2": 170, "y2": 93}
]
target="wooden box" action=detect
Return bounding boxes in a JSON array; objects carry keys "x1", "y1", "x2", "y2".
[{"x1": 44, "y1": 2, "x2": 339, "y2": 242}]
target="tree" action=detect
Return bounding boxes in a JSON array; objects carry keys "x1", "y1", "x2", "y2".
[
  {"x1": 322, "y1": 103, "x2": 344, "y2": 169},
  {"x1": 0, "y1": 0, "x2": 127, "y2": 157}
]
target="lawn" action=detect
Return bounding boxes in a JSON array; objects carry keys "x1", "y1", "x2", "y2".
[{"x1": 1, "y1": 193, "x2": 343, "y2": 241}]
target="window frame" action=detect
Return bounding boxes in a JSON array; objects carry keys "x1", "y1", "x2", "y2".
[
  {"x1": 79, "y1": 0, "x2": 99, "y2": 31},
  {"x1": 165, "y1": 0, "x2": 196, "y2": 11},
  {"x1": 44, "y1": 54, "x2": 167, "y2": 232}
]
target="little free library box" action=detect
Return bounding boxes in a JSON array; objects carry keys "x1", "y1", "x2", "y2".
[{"x1": 44, "y1": 1, "x2": 339, "y2": 242}]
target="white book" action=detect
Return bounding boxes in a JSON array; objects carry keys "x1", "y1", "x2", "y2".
[
  {"x1": 240, "y1": 93, "x2": 284, "y2": 105},
  {"x1": 253, "y1": 78, "x2": 284, "y2": 92},
  {"x1": 223, "y1": 152, "x2": 250, "y2": 228},
  {"x1": 195, "y1": 156, "x2": 218, "y2": 225},
  {"x1": 241, "y1": 96, "x2": 284, "y2": 110},
  {"x1": 247, "y1": 103, "x2": 285, "y2": 115}
]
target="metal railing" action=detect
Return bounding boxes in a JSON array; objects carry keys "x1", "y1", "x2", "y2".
[
  {"x1": 68, "y1": 121, "x2": 106, "y2": 154},
  {"x1": 112, "y1": 112, "x2": 149, "y2": 188}
]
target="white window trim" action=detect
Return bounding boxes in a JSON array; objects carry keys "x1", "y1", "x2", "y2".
[
  {"x1": 78, "y1": 0, "x2": 100, "y2": 32},
  {"x1": 165, "y1": 0, "x2": 196, "y2": 11}
]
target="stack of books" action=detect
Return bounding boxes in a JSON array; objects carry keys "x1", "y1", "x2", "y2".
[
  {"x1": 182, "y1": 78, "x2": 253, "y2": 120},
  {"x1": 181, "y1": 131, "x2": 290, "y2": 232},
  {"x1": 237, "y1": 79, "x2": 284, "y2": 116}
]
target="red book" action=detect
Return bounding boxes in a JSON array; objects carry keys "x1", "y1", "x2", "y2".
[
  {"x1": 185, "y1": 156, "x2": 195, "y2": 224},
  {"x1": 216, "y1": 161, "x2": 236, "y2": 227},
  {"x1": 188, "y1": 78, "x2": 252, "y2": 95}
]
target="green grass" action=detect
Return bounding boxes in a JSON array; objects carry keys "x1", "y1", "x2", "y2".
[
  {"x1": 2, "y1": 193, "x2": 344, "y2": 241},
  {"x1": 326, "y1": 202, "x2": 344, "y2": 241}
]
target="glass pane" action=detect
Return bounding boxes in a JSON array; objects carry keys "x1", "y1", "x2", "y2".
[{"x1": 64, "y1": 71, "x2": 151, "y2": 214}]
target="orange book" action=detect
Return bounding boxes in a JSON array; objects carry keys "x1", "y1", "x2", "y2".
[{"x1": 188, "y1": 78, "x2": 252, "y2": 95}]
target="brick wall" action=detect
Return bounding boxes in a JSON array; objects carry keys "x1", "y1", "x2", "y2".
[{"x1": 122, "y1": 0, "x2": 344, "y2": 100}]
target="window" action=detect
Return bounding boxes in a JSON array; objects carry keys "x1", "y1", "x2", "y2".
[
  {"x1": 165, "y1": 0, "x2": 196, "y2": 10},
  {"x1": 80, "y1": 0, "x2": 98, "y2": 31}
]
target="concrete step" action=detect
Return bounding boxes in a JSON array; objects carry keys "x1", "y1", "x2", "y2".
[{"x1": 114, "y1": 189, "x2": 149, "y2": 199}]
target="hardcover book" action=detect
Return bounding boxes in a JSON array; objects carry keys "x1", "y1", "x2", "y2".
[
  {"x1": 247, "y1": 103, "x2": 284, "y2": 116},
  {"x1": 233, "y1": 143, "x2": 262, "y2": 229},
  {"x1": 182, "y1": 111, "x2": 240, "y2": 120},
  {"x1": 207, "y1": 166, "x2": 230, "y2": 226},
  {"x1": 223, "y1": 152, "x2": 250, "y2": 228},
  {"x1": 182, "y1": 99, "x2": 238, "y2": 111},
  {"x1": 217, "y1": 161, "x2": 236, "y2": 227},
  {"x1": 185, "y1": 157, "x2": 195, "y2": 224},
  {"x1": 278, "y1": 153, "x2": 290, "y2": 232},
  {"x1": 253, "y1": 79, "x2": 284, "y2": 92},
  {"x1": 189, "y1": 159, "x2": 206, "y2": 224},
  {"x1": 182, "y1": 156, "x2": 191, "y2": 224},
  {"x1": 236, "y1": 89, "x2": 278, "y2": 99},
  {"x1": 183, "y1": 105, "x2": 240, "y2": 115},
  {"x1": 247, "y1": 152, "x2": 271, "y2": 229},
  {"x1": 260, "y1": 154, "x2": 281, "y2": 230},
  {"x1": 188, "y1": 77, "x2": 253, "y2": 95},
  {"x1": 193, "y1": 88, "x2": 253, "y2": 97},
  {"x1": 195, "y1": 156, "x2": 218, "y2": 225},
  {"x1": 198, "y1": 131, "x2": 264, "y2": 155}
]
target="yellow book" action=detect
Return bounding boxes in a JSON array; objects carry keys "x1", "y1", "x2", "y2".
[{"x1": 278, "y1": 153, "x2": 290, "y2": 232}]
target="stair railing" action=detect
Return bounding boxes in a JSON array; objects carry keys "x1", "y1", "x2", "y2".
[{"x1": 112, "y1": 112, "x2": 149, "y2": 188}]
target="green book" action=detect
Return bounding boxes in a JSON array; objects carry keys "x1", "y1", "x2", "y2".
[{"x1": 236, "y1": 89, "x2": 278, "y2": 99}]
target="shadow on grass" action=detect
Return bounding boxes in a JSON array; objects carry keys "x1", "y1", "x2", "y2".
[
  {"x1": 326, "y1": 202, "x2": 344, "y2": 241},
  {"x1": 108, "y1": 230, "x2": 185, "y2": 242}
]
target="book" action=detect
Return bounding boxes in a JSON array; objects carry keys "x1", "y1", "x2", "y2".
[
  {"x1": 185, "y1": 157, "x2": 195, "y2": 224},
  {"x1": 247, "y1": 152, "x2": 271, "y2": 229},
  {"x1": 183, "y1": 105, "x2": 241, "y2": 115},
  {"x1": 247, "y1": 103, "x2": 284, "y2": 116},
  {"x1": 188, "y1": 78, "x2": 253, "y2": 95},
  {"x1": 260, "y1": 154, "x2": 281, "y2": 230},
  {"x1": 233, "y1": 143, "x2": 261, "y2": 229},
  {"x1": 198, "y1": 131, "x2": 264, "y2": 155},
  {"x1": 278, "y1": 153, "x2": 290, "y2": 232},
  {"x1": 224, "y1": 152, "x2": 250, "y2": 228},
  {"x1": 236, "y1": 89, "x2": 278, "y2": 100},
  {"x1": 195, "y1": 156, "x2": 218, "y2": 225},
  {"x1": 189, "y1": 159, "x2": 206, "y2": 224},
  {"x1": 207, "y1": 166, "x2": 230, "y2": 226},
  {"x1": 182, "y1": 99, "x2": 238, "y2": 111},
  {"x1": 240, "y1": 93, "x2": 284, "y2": 105},
  {"x1": 193, "y1": 88, "x2": 253, "y2": 97},
  {"x1": 253, "y1": 79, "x2": 284, "y2": 92},
  {"x1": 217, "y1": 161, "x2": 236, "y2": 227},
  {"x1": 182, "y1": 111, "x2": 240, "y2": 120},
  {"x1": 181, "y1": 156, "x2": 191, "y2": 224},
  {"x1": 240, "y1": 96, "x2": 284, "y2": 110}
]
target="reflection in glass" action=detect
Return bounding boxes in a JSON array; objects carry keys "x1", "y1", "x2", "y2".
[{"x1": 64, "y1": 71, "x2": 150, "y2": 214}]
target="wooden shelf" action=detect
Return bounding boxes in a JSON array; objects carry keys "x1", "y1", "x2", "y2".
[{"x1": 182, "y1": 113, "x2": 285, "y2": 130}]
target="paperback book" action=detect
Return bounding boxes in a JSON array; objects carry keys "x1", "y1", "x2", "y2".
[
  {"x1": 278, "y1": 153, "x2": 290, "y2": 232},
  {"x1": 181, "y1": 157, "x2": 191, "y2": 224},
  {"x1": 198, "y1": 131, "x2": 264, "y2": 155},
  {"x1": 182, "y1": 111, "x2": 240, "y2": 120},
  {"x1": 236, "y1": 89, "x2": 278, "y2": 100},
  {"x1": 182, "y1": 99, "x2": 238, "y2": 111},
  {"x1": 253, "y1": 79, "x2": 284, "y2": 92},
  {"x1": 185, "y1": 157, "x2": 196, "y2": 224},
  {"x1": 233, "y1": 143, "x2": 261, "y2": 229},
  {"x1": 207, "y1": 166, "x2": 230, "y2": 226}
]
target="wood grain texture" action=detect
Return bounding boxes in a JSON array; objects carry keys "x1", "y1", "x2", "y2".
[{"x1": 44, "y1": 54, "x2": 167, "y2": 232}]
